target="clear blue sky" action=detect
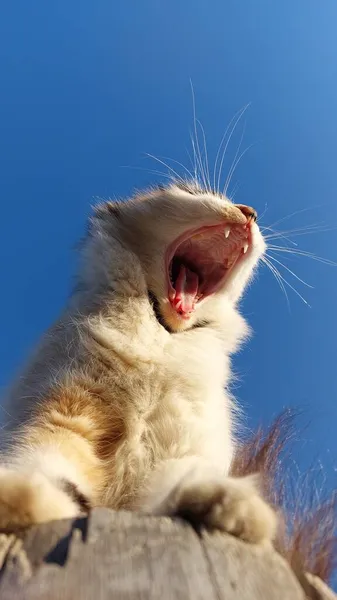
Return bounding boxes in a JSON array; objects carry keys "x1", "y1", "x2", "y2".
[{"x1": 0, "y1": 2, "x2": 336, "y2": 492}]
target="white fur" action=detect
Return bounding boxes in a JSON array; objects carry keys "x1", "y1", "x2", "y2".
[{"x1": 0, "y1": 183, "x2": 276, "y2": 542}]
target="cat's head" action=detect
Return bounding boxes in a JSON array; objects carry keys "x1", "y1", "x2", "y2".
[{"x1": 92, "y1": 182, "x2": 266, "y2": 332}]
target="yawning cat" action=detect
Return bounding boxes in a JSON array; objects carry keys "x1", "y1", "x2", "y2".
[{"x1": 0, "y1": 182, "x2": 276, "y2": 544}]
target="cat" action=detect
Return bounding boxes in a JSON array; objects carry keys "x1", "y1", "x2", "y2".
[{"x1": 0, "y1": 181, "x2": 276, "y2": 543}]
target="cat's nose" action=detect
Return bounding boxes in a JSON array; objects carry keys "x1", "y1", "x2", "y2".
[{"x1": 235, "y1": 204, "x2": 257, "y2": 223}]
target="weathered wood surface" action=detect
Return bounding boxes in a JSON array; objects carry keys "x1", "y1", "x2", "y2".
[{"x1": 0, "y1": 508, "x2": 334, "y2": 600}]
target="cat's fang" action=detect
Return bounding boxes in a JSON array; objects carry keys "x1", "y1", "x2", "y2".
[
  {"x1": 243, "y1": 243, "x2": 249, "y2": 254},
  {"x1": 224, "y1": 226, "x2": 231, "y2": 239}
]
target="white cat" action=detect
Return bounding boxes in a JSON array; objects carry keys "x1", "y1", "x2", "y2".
[{"x1": 0, "y1": 182, "x2": 276, "y2": 543}]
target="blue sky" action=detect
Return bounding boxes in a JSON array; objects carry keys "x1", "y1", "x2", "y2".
[{"x1": 0, "y1": 1, "x2": 336, "y2": 495}]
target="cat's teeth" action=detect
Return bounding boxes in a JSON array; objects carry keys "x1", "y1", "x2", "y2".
[
  {"x1": 243, "y1": 243, "x2": 249, "y2": 254},
  {"x1": 224, "y1": 226, "x2": 231, "y2": 239}
]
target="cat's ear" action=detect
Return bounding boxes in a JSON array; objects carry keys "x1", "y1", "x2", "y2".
[
  {"x1": 92, "y1": 200, "x2": 123, "y2": 221},
  {"x1": 86, "y1": 200, "x2": 124, "y2": 239}
]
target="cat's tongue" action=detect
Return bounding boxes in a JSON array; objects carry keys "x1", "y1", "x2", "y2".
[{"x1": 172, "y1": 264, "x2": 199, "y2": 314}]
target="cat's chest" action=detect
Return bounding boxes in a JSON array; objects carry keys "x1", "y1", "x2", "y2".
[
  {"x1": 165, "y1": 327, "x2": 229, "y2": 390},
  {"x1": 125, "y1": 336, "x2": 230, "y2": 462},
  {"x1": 137, "y1": 376, "x2": 221, "y2": 461}
]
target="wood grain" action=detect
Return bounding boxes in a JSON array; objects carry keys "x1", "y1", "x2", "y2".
[{"x1": 0, "y1": 508, "x2": 334, "y2": 600}]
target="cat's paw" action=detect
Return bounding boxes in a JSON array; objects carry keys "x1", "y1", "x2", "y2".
[
  {"x1": 148, "y1": 469, "x2": 277, "y2": 545},
  {"x1": 0, "y1": 466, "x2": 80, "y2": 531}
]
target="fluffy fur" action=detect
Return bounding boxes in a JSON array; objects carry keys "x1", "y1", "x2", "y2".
[
  {"x1": 231, "y1": 411, "x2": 337, "y2": 585},
  {"x1": 0, "y1": 182, "x2": 276, "y2": 544}
]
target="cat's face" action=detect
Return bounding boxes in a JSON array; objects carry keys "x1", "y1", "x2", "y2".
[{"x1": 95, "y1": 182, "x2": 266, "y2": 332}]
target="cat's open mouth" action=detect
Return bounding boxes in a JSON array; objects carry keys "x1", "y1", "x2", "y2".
[{"x1": 165, "y1": 222, "x2": 252, "y2": 319}]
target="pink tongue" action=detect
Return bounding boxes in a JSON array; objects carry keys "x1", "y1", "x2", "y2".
[{"x1": 173, "y1": 264, "x2": 199, "y2": 314}]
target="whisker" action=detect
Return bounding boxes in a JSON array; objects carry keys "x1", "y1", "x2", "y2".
[
  {"x1": 153, "y1": 155, "x2": 195, "y2": 181},
  {"x1": 229, "y1": 181, "x2": 240, "y2": 201},
  {"x1": 264, "y1": 223, "x2": 332, "y2": 239},
  {"x1": 196, "y1": 119, "x2": 211, "y2": 190},
  {"x1": 223, "y1": 120, "x2": 246, "y2": 196},
  {"x1": 280, "y1": 282, "x2": 310, "y2": 306},
  {"x1": 263, "y1": 256, "x2": 311, "y2": 307},
  {"x1": 144, "y1": 153, "x2": 184, "y2": 183},
  {"x1": 261, "y1": 221, "x2": 325, "y2": 234},
  {"x1": 190, "y1": 135, "x2": 204, "y2": 186},
  {"x1": 224, "y1": 143, "x2": 254, "y2": 197},
  {"x1": 189, "y1": 135, "x2": 198, "y2": 181},
  {"x1": 267, "y1": 246, "x2": 337, "y2": 266},
  {"x1": 120, "y1": 165, "x2": 174, "y2": 180},
  {"x1": 266, "y1": 253, "x2": 314, "y2": 288},
  {"x1": 264, "y1": 205, "x2": 325, "y2": 231},
  {"x1": 216, "y1": 105, "x2": 250, "y2": 194},
  {"x1": 265, "y1": 230, "x2": 335, "y2": 244},
  {"x1": 257, "y1": 203, "x2": 269, "y2": 223},
  {"x1": 261, "y1": 256, "x2": 289, "y2": 300},
  {"x1": 261, "y1": 256, "x2": 290, "y2": 308},
  {"x1": 262, "y1": 226, "x2": 298, "y2": 247},
  {"x1": 213, "y1": 105, "x2": 249, "y2": 193},
  {"x1": 190, "y1": 80, "x2": 208, "y2": 190},
  {"x1": 185, "y1": 147, "x2": 197, "y2": 179}
]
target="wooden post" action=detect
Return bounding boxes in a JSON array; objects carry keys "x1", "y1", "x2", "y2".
[{"x1": 0, "y1": 508, "x2": 335, "y2": 599}]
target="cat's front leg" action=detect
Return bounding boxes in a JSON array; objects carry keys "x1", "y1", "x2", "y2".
[
  {"x1": 0, "y1": 467, "x2": 81, "y2": 530},
  {"x1": 0, "y1": 428, "x2": 101, "y2": 531},
  {"x1": 140, "y1": 457, "x2": 277, "y2": 545}
]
